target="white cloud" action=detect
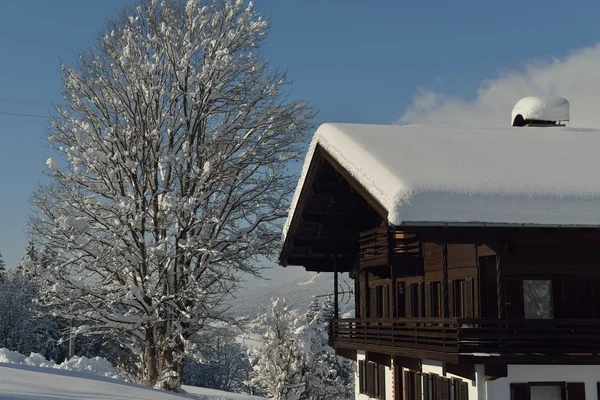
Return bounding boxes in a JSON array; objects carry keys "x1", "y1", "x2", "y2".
[{"x1": 397, "y1": 43, "x2": 600, "y2": 128}]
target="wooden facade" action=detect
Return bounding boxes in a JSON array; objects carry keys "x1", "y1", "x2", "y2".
[{"x1": 280, "y1": 144, "x2": 600, "y2": 398}]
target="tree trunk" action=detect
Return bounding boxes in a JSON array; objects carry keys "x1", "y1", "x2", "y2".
[
  {"x1": 157, "y1": 335, "x2": 185, "y2": 392},
  {"x1": 143, "y1": 326, "x2": 159, "y2": 388}
]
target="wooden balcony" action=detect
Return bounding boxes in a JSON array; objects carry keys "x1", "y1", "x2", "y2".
[
  {"x1": 331, "y1": 318, "x2": 600, "y2": 364},
  {"x1": 359, "y1": 226, "x2": 421, "y2": 268}
]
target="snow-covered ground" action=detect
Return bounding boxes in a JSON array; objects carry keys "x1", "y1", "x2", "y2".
[{"x1": 0, "y1": 349, "x2": 264, "y2": 400}]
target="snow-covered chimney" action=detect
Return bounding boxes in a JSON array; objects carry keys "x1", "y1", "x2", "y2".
[{"x1": 511, "y1": 96, "x2": 570, "y2": 127}]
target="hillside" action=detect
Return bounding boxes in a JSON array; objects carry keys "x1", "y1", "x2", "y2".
[
  {"x1": 230, "y1": 264, "x2": 354, "y2": 318},
  {"x1": 0, "y1": 363, "x2": 263, "y2": 400}
]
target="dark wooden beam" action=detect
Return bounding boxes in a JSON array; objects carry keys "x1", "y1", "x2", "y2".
[
  {"x1": 394, "y1": 356, "x2": 422, "y2": 373},
  {"x1": 406, "y1": 226, "x2": 600, "y2": 247},
  {"x1": 367, "y1": 352, "x2": 391, "y2": 367},
  {"x1": 334, "y1": 252, "x2": 339, "y2": 320},
  {"x1": 446, "y1": 363, "x2": 475, "y2": 381},
  {"x1": 334, "y1": 347, "x2": 357, "y2": 361},
  {"x1": 485, "y1": 364, "x2": 508, "y2": 380}
]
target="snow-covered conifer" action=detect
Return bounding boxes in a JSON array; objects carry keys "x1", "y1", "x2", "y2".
[
  {"x1": 0, "y1": 250, "x2": 6, "y2": 281},
  {"x1": 28, "y1": 0, "x2": 313, "y2": 391},
  {"x1": 250, "y1": 298, "x2": 354, "y2": 400}
]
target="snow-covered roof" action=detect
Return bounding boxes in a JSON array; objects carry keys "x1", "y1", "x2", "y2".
[
  {"x1": 284, "y1": 123, "x2": 600, "y2": 239},
  {"x1": 511, "y1": 96, "x2": 570, "y2": 124}
]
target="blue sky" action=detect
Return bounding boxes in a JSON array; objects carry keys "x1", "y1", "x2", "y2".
[{"x1": 1, "y1": 0, "x2": 599, "y2": 266}]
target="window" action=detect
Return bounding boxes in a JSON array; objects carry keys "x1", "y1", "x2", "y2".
[
  {"x1": 407, "y1": 282, "x2": 422, "y2": 317},
  {"x1": 530, "y1": 385, "x2": 562, "y2": 400},
  {"x1": 397, "y1": 282, "x2": 406, "y2": 318},
  {"x1": 369, "y1": 284, "x2": 390, "y2": 318},
  {"x1": 358, "y1": 360, "x2": 386, "y2": 399},
  {"x1": 404, "y1": 370, "x2": 421, "y2": 400},
  {"x1": 422, "y1": 373, "x2": 468, "y2": 400},
  {"x1": 523, "y1": 280, "x2": 553, "y2": 319},
  {"x1": 510, "y1": 382, "x2": 585, "y2": 400}
]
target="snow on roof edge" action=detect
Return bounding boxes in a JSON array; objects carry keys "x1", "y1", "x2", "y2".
[
  {"x1": 282, "y1": 122, "x2": 600, "y2": 246},
  {"x1": 282, "y1": 123, "x2": 407, "y2": 242}
]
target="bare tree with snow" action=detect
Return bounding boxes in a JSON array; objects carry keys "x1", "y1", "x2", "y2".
[{"x1": 28, "y1": 0, "x2": 312, "y2": 391}]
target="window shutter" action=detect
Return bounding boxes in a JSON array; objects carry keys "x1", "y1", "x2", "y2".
[
  {"x1": 505, "y1": 278, "x2": 524, "y2": 319},
  {"x1": 407, "y1": 284, "x2": 413, "y2": 317},
  {"x1": 459, "y1": 381, "x2": 468, "y2": 400},
  {"x1": 435, "y1": 375, "x2": 443, "y2": 400},
  {"x1": 448, "y1": 280, "x2": 455, "y2": 318},
  {"x1": 367, "y1": 362, "x2": 374, "y2": 397},
  {"x1": 404, "y1": 371, "x2": 410, "y2": 400},
  {"x1": 422, "y1": 374, "x2": 430, "y2": 400},
  {"x1": 418, "y1": 282, "x2": 424, "y2": 317},
  {"x1": 567, "y1": 382, "x2": 586, "y2": 400},
  {"x1": 370, "y1": 287, "x2": 378, "y2": 318},
  {"x1": 425, "y1": 282, "x2": 432, "y2": 317},
  {"x1": 358, "y1": 360, "x2": 365, "y2": 394},
  {"x1": 442, "y1": 377, "x2": 450, "y2": 400},
  {"x1": 415, "y1": 372, "x2": 422, "y2": 400},
  {"x1": 383, "y1": 285, "x2": 390, "y2": 318},
  {"x1": 510, "y1": 384, "x2": 530, "y2": 400},
  {"x1": 378, "y1": 364, "x2": 386, "y2": 400},
  {"x1": 465, "y1": 278, "x2": 474, "y2": 319}
]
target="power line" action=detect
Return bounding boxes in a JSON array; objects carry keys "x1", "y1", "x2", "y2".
[
  {"x1": 0, "y1": 98, "x2": 52, "y2": 107},
  {"x1": 0, "y1": 111, "x2": 52, "y2": 119}
]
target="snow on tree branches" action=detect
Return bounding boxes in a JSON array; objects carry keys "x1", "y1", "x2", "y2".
[
  {"x1": 249, "y1": 298, "x2": 354, "y2": 400},
  {"x1": 28, "y1": 0, "x2": 313, "y2": 392}
]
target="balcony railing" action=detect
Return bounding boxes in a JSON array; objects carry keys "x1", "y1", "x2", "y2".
[
  {"x1": 359, "y1": 226, "x2": 421, "y2": 268},
  {"x1": 331, "y1": 318, "x2": 600, "y2": 363}
]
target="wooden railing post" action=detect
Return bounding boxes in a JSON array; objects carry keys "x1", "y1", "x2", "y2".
[
  {"x1": 441, "y1": 243, "x2": 449, "y2": 317},
  {"x1": 496, "y1": 255, "x2": 504, "y2": 319}
]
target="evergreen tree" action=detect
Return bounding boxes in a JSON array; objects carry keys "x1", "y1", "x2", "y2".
[
  {"x1": 0, "y1": 250, "x2": 6, "y2": 283},
  {"x1": 249, "y1": 298, "x2": 354, "y2": 400}
]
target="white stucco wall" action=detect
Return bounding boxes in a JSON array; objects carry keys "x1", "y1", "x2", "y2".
[
  {"x1": 355, "y1": 350, "x2": 394, "y2": 400},
  {"x1": 487, "y1": 364, "x2": 600, "y2": 400}
]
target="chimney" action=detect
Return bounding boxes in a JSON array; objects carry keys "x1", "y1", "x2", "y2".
[{"x1": 511, "y1": 96, "x2": 570, "y2": 127}]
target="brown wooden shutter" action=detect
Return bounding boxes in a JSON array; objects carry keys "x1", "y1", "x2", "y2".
[
  {"x1": 358, "y1": 360, "x2": 365, "y2": 394},
  {"x1": 367, "y1": 362, "x2": 374, "y2": 397},
  {"x1": 422, "y1": 374, "x2": 430, "y2": 400},
  {"x1": 383, "y1": 285, "x2": 390, "y2": 318},
  {"x1": 435, "y1": 375, "x2": 443, "y2": 400},
  {"x1": 418, "y1": 282, "x2": 424, "y2": 317},
  {"x1": 506, "y1": 278, "x2": 524, "y2": 319},
  {"x1": 464, "y1": 278, "x2": 474, "y2": 318},
  {"x1": 378, "y1": 364, "x2": 387, "y2": 399},
  {"x1": 567, "y1": 382, "x2": 586, "y2": 400},
  {"x1": 511, "y1": 384, "x2": 529, "y2": 400},
  {"x1": 459, "y1": 381, "x2": 468, "y2": 400},
  {"x1": 448, "y1": 280, "x2": 455, "y2": 318},
  {"x1": 370, "y1": 287, "x2": 378, "y2": 318},
  {"x1": 415, "y1": 372, "x2": 422, "y2": 400},
  {"x1": 425, "y1": 282, "x2": 432, "y2": 317},
  {"x1": 442, "y1": 377, "x2": 450, "y2": 400},
  {"x1": 407, "y1": 284, "x2": 413, "y2": 317},
  {"x1": 404, "y1": 371, "x2": 410, "y2": 400}
]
